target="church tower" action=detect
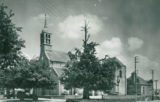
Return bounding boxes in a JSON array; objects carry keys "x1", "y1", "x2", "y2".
[{"x1": 40, "y1": 14, "x2": 52, "y2": 60}]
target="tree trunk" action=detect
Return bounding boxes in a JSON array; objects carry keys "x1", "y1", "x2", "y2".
[
  {"x1": 12, "y1": 88, "x2": 15, "y2": 99},
  {"x1": 73, "y1": 88, "x2": 76, "y2": 95},
  {"x1": 83, "y1": 87, "x2": 89, "y2": 99},
  {"x1": 6, "y1": 88, "x2": 10, "y2": 99},
  {"x1": 33, "y1": 87, "x2": 37, "y2": 95}
]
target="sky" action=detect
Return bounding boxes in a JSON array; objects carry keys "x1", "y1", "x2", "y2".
[{"x1": 1, "y1": 0, "x2": 160, "y2": 88}]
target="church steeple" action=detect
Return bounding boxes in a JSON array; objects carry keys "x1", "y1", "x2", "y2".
[{"x1": 40, "y1": 14, "x2": 52, "y2": 53}]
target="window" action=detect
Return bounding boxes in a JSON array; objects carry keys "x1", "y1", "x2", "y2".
[
  {"x1": 119, "y1": 70, "x2": 122, "y2": 78},
  {"x1": 143, "y1": 86, "x2": 145, "y2": 94},
  {"x1": 48, "y1": 39, "x2": 50, "y2": 44},
  {"x1": 41, "y1": 34, "x2": 44, "y2": 44},
  {"x1": 46, "y1": 34, "x2": 50, "y2": 44}
]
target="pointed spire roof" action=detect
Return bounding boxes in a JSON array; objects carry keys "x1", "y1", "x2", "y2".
[
  {"x1": 42, "y1": 14, "x2": 49, "y2": 32},
  {"x1": 44, "y1": 14, "x2": 47, "y2": 28}
]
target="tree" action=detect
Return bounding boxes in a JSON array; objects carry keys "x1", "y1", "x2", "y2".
[
  {"x1": 0, "y1": 4, "x2": 57, "y2": 97},
  {"x1": 61, "y1": 42, "x2": 100, "y2": 99},
  {"x1": 61, "y1": 21, "x2": 100, "y2": 99},
  {"x1": 3, "y1": 55, "x2": 29, "y2": 88},
  {"x1": 12, "y1": 58, "x2": 57, "y2": 89},
  {"x1": 61, "y1": 20, "x2": 123, "y2": 99},
  {"x1": 99, "y1": 57, "x2": 122, "y2": 92},
  {"x1": 26, "y1": 59, "x2": 57, "y2": 89},
  {"x1": 60, "y1": 21, "x2": 100, "y2": 99},
  {"x1": 2, "y1": 56, "x2": 57, "y2": 98},
  {"x1": 0, "y1": 3, "x2": 25, "y2": 88}
]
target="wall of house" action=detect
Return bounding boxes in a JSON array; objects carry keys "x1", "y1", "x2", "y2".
[
  {"x1": 90, "y1": 66, "x2": 127, "y2": 96},
  {"x1": 127, "y1": 75, "x2": 152, "y2": 96},
  {"x1": 140, "y1": 85, "x2": 152, "y2": 96},
  {"x1": 114, "y1": 66, "x2": 126, "y2": 95},
  {"x1": 36, "y1": 67, "x2": 60, "y2": 96}
]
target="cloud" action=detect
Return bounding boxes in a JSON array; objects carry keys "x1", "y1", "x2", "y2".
[
  {"x1": 58, "y1": 14, "x2": 102, "y2": 39},
  {"x1": 128, "y1": 37, "x2": 144, "y2": 51},
  {"x1": 96, "y1": 37, "x2": 122, "y2": 58}
]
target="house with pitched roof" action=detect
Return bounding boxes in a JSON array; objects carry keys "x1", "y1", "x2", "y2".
[
  {"x1": 89, "y1": 56, "x2": 127, "y2": 96},
  {"x1": 110, "y1": 57, "x2": 127, "y2": 95},
  {"x1": 127, "y1": 72, "x2": 152, "y2": 96},
  {"x1": 99, "y1": 57, "x2": 127, "y2": 95}
]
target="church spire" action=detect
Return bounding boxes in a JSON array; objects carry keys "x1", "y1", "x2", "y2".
[
  {"x1": 44, "y1": 14, "x2": 47, "y2": 28},
  {"x1": 40, "y1": 13, "x2": 52, "y2": 55}
]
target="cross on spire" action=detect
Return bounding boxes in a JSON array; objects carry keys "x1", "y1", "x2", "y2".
[{"x1": 44, "y1": 14, "x2": 47, "y2": 28}]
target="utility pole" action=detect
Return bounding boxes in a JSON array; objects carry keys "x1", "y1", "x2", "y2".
[
  {"x1": 152, "y1": 70, "x2": 154, "y2": 100},
  {"x1": 134, "y1": 56, "x2": 139, "y2": 100},
  {"x1": 155, "y1": 80, "x2": 158, "y2": 97}
]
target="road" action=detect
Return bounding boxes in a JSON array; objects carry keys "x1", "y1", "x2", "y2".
[{"x1": 0, "y1": 98, "x2": 66, "y2": 102}]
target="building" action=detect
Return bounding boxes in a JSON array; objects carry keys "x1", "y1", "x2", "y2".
[
  {"x1": 127, "y1": 72, "x2": 152, "y2": 96},
  {"x1": 38, "y1": 14, "x2": 69, "y2": 96},
  {"x1": 111, "y1": 57, "x2": 127, "y2": 95},
  {"x1": 91, "y1": 56, "x2": 127, "y2": 96},
  {"x1": 103, "y1": 57, "x2": 127, "y2": 95}
]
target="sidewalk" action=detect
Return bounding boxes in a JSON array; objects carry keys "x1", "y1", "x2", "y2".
[{"x1": 137, "y1": 100, "x2": 160, "y2": 102}]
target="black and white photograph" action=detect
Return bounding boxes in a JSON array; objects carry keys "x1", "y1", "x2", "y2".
[{"x1": 0, "y1": 0, "x2": 160, "y2": 102}]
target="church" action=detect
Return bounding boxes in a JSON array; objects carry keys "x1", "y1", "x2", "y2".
[
  {"x1": 37, "y1": 14, "x2": 127, "y2": 96},
  {"x1": 38, "y1": 14, "x2": 70, "y2": 96}
]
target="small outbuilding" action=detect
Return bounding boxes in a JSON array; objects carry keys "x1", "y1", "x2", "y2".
[{"x1": 127, "y1": 72, "x2": 152, "y2": 96}]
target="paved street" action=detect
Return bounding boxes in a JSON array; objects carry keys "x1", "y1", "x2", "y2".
[
  {"x1": 0, "y1": 98, "x2": 66, "y2": 102},
  {"x1": 137, "y1": 101, "x2": 160, "y2": 102}
]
